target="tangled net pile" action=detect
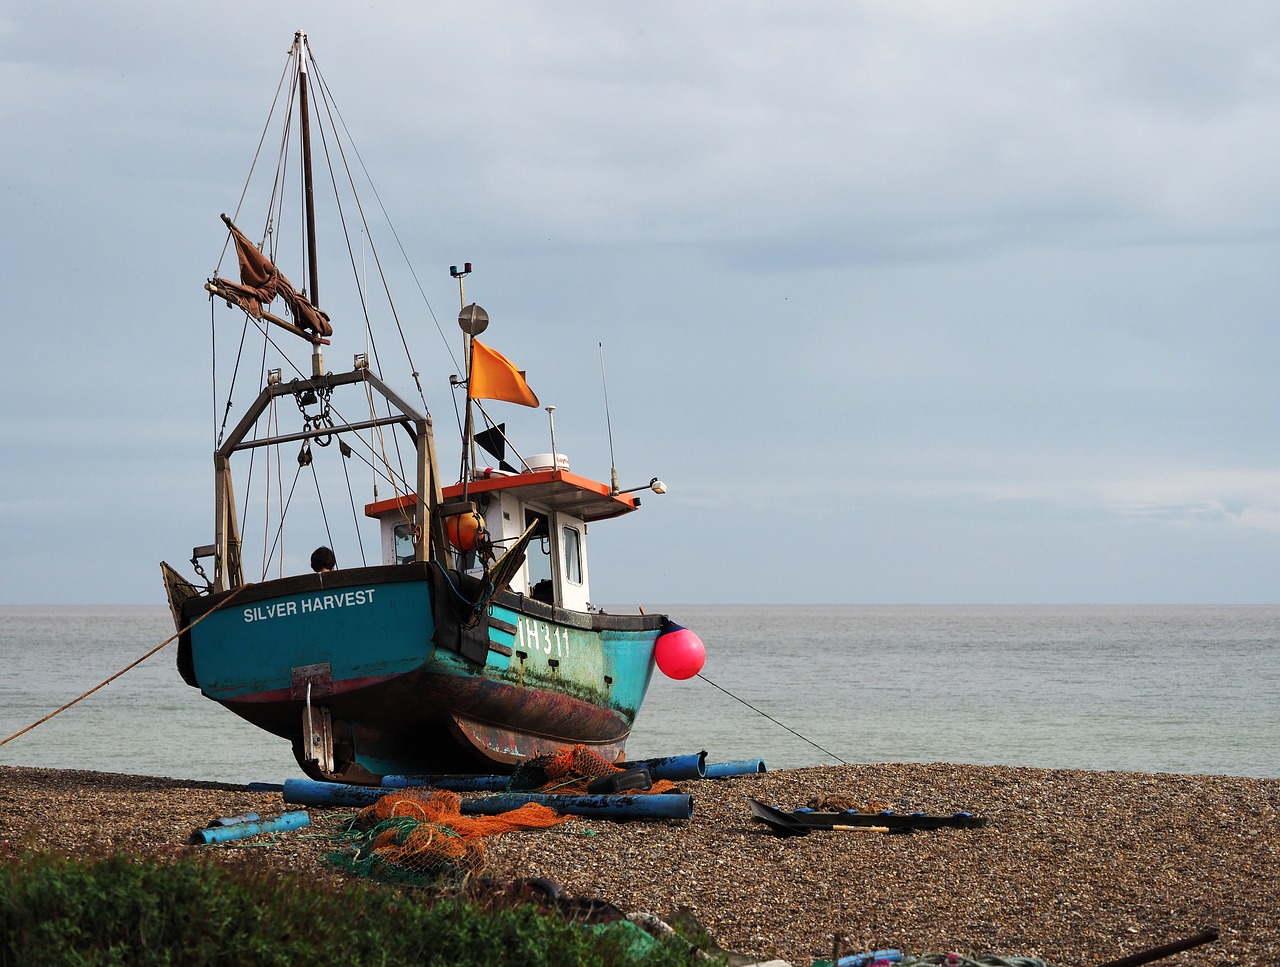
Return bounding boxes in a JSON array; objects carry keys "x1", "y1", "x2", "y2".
[
  {"x1": 508, "y1": 745, "x2": 677, "y2": 794},
  {"x1": 329, "y1": 787, "x2": 567, "y2": 887},
  {"x1": 330, "y1": 746, "x2": 678, "y2": 887}
]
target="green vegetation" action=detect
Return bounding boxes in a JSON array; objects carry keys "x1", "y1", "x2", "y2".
[{"x1": 0, "y1": 852, "x2": 719, "y2": 966}]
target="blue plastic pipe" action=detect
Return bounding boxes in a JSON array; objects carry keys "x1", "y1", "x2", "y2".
[
  {"x1": 282, "y1": 779, "x2": 388, "y2": 808},
  {"x1": 281, "y1": 778, "x2": 693, "y2": 820},
  {"x1": 382, "y1": 751, "x2": 748, "y2": 789},
  {"x1": 385, "y1": 750, "x2": 711, "y2": 789},
  {"x1": 462, "y1": 792, "x2": 693, "y2": 820},
  {"x1": 704, "y1": 758, "x2": 768, "y2": 778},
  {"x1": 838, "y1": 951, "x2": 902, "y2": 967},
  {"x1": 192, "y1": 811, "x2": 310, "y2": 845},
  {"x1": 618, "y1": 751, "x2": 707, "y2": 780},
  {"x1": 381, "y1": 774, "x2": 509, "y2": 791}
]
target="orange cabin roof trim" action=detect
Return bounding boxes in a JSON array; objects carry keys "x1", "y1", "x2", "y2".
[
  {"x1": 364, "y1": 492, "x2": 418, "y2": 518},
  {"x1": 364, "y1": 469, "x2": 640, "y2": 523}
]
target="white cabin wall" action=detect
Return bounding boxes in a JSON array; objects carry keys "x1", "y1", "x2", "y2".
[
  {"x1": 557, "y1": 517, "x2": 590, "y2": 611},
  {"x1": 479, "y1": 492, "x2": 591, "y2": 609},
  {"x1": 379, "y1": 518, "x2": 396, "y2": 565}
]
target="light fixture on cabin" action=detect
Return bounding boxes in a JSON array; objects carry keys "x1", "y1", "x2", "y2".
[{"x1": 614, "y1": 477, "x2": 666, "y2": 496}]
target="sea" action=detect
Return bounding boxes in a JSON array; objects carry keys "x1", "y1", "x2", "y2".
[{"x1": 1, "y1": 604, "x2": 1276, "y2": 786}]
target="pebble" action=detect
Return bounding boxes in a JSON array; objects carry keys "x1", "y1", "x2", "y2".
[{"x1": 1, "y1": 761, "x2": 1275, "y2": 965}]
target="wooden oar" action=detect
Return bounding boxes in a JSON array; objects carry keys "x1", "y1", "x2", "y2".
[{"x1": 749, "y1": 799, "x2": 907, "y2": 837}]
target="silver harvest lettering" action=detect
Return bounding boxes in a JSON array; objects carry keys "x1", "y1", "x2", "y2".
[{"x1": 244, "y1": 588, "x2": 377, "y2": 623}]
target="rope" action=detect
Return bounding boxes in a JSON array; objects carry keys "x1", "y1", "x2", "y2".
[
  {"x1": 307, "y1": 458, "x2": 335, "y2": 556},
  {"x1": 339, "y1": 441, "x2": 368, "y2": 567},
  {"x1": 309, "y1": 51, "x2": 456, "y2": 390},
  {"x1": 264, "y1": 459, "x2": 306, "y2": 576},
  {"x1": 430, "y1": 562, "x2": 492, "y2": 617},
  {"x1": 695, "y1": 672, "x2": 848, "y2": 765},
  {"x1": 0, "y1": 582, "x2": 256, "y2": 750}
]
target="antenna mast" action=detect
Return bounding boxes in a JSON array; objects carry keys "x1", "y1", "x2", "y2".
[
  {"x1": 600, "y1": 343, "x2": 620, "y2": 494},
  {"x1": 453, "y1": 263, "x2": 484, "y2": 494}
]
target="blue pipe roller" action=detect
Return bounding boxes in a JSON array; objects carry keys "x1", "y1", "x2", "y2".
[
  {"x1": 282, "y1": 778, "x2": 693, "y2": 820},
  {"x1": 381, "y1": 775, "x2": 509, "y2": 791},
  {"x1": 385, "y1": 751, "x2": 709, "y2": 790},
  {"x1": 618, "y1": 751, "x2": 707, "y2": 780},
  {"x1": 462, "y1": 792, "x2": 693, "y2": 820},
  {"x1": 191, "y1": 811, "x2": 310, "y2": 845},
  {"x1": 704, "y1": 758, "x2": 767, "y2": 778}
]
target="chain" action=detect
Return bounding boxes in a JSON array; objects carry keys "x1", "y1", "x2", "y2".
[{"x1": 292, "y1": 380, "x2": 335, "y2": 446}]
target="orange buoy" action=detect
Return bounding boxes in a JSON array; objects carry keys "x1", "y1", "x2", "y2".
[{"x1": 446, "y1": 511, "x2": 485, "y2": 551}]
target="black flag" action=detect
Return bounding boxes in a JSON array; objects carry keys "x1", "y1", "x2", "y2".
[{"x1": 474, "y1": 424, "x2": 517, "y2": 473}]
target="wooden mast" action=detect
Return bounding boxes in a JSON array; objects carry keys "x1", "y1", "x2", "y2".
[{"x1": 296, "y1": 31, "x2": 325, "y2": 377}]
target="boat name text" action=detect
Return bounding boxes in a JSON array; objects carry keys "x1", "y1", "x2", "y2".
[{"x1": 244, "y1": 589, "x2": 377, "y2": 623}]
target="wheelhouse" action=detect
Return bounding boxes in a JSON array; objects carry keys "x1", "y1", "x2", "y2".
[{"x1": 365, "y1": 455, "x2": 639, "y2": 612}]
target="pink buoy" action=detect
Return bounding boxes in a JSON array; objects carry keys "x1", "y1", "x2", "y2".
[{"x1": 654, "y1": 624, "x2": 705, "y2": 680}]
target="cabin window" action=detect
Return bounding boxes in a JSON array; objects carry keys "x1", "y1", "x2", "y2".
[
  {"x1": 526, "y1": 511, "x2": 553, "y2": 603},
  {"x1": 393, "y1": 523, "x2": 415, "y2": 564},
  {"x1": 562, "y1": 525, "x2": 582, "y2": 584}
]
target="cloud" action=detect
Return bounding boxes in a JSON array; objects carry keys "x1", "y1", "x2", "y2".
[
  {"x1": 1096, "y1": 469, "x2": 1280, "y2": 530},
  {"x1": 5, "y1": 2, "x2": 1280, "y2": 603}
]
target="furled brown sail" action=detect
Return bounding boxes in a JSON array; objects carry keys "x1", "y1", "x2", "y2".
[{"x1": 206, "y1": 215, "x2": 333, "y2": 341}]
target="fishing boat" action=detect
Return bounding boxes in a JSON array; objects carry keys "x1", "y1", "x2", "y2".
[{"x1": 160, "y1": 32, "x2": 703, "y2": 785}]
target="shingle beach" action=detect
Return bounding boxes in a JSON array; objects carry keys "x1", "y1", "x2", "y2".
[{"x1": 1, "y1": 762, "x2": 1274, "y2": 965}]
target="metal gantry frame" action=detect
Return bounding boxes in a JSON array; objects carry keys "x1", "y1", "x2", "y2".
[{"x1": 211, "y1": 366, "x2": 448, "y2": 591}]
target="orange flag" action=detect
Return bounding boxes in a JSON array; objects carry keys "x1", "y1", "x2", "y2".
[{"x1": 468, "y1": 340, "x2": 540, "y2": 407}]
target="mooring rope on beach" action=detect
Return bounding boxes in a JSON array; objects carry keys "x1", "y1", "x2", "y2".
[
  {"x1": 0, "y1": 583, "x2": 256, "y2": 751},
  {"x1": 695, "y1": 672, "x2": 848, "y2": 764}
]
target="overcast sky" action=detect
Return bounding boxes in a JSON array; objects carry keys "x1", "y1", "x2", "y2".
[{"x1": 4, "y1": 1, "x2": 1280, "y2": 605}]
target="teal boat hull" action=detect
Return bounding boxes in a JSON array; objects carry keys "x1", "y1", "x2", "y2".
[{"x1": 176, "y1": 562, "x2": 664, "y2": 783}]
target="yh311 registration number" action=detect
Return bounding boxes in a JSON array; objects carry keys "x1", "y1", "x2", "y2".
[{"x1": 520, "y1": 617, "x2": 571, "y2": 658}]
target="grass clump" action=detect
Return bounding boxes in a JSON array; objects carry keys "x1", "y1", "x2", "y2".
[{"x1": 0, "y1": 852, "x2": 717, "y2": 966}]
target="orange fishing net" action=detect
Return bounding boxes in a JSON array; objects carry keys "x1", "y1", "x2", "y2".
[
  {"x1": 333, "y1": 787, "x2": 568, "y2": 887},
  {"x1": 511, "y1": 745, "x2": 677, "y2": 795},
  {"x1": 330, "y1": 747, "x2": 678, "y2": 886}
]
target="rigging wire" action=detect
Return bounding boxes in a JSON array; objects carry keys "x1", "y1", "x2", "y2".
[
  {"x1": 212, "y1": 51, "x2": 294, "y2": 275},
  {"x1": 257, "y1": 402, "x2": 272, "y2": 579},
  {"x1": 303, "y1": 52, "x2": 413, "y2": 497},
  {"x1": 318, "y1": 68, "x2": 417, "y2": 497},
  {"x1": 339, "y1": 440, "x2": 368, "y2": 567},
  {"x1": 306, "y1": 455, "x2": 335, "y2": 558},
  {"x1": 222, "y1": 317, "x2": 411, "y2": 561},
  {"x1": 363, "y1": 376, "x2": 416, "y2": 542},
  {"x1": 470, "y1": 398, "x2": 530, "y2": 471},
  {"x1": 308, "y1": 47, "x2": 461, "y2": 379},
  {"x1": 329, "y1": 417, "x2": 411, "y2": 494},
  {"x1": 694, "y1": 672, "x2": 848, "y2": 765},
  {"x1": 215, "y1": 314, "x2": 253, "y2": 449},
  {"x1": 268, "y1": 77, "x2": 295, "y2": 258},
  {"x1": 264, "y1": 459, "x2": 306, "y2": 577},
  {"x1": 207, "y1": 36, "x2": 447, "y2": 579},
  {"x1": 210, "y1": 298, "x2": 219, "y2": 444},
  {"x1": 235, "y1": 326, "x2": 272, "y2": 559}
]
